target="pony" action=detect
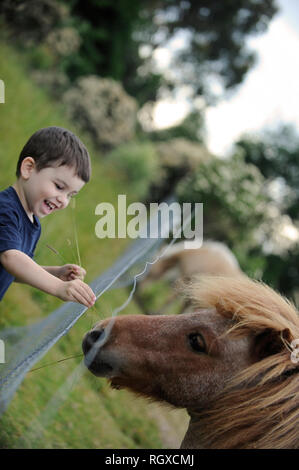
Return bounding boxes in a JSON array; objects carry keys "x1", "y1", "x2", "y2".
[
  {"x1": 82, "y1": 276, "x2": 299, "y2": 449},
  {"x1": 141, "y1": 240, "x2": 243, "y2": 282},
  {"x1": 135, "y1": 240, "x2": 245, "y2": 314}
]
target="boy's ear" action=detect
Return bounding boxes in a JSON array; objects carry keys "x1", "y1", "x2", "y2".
[{"x1": 20, "y1": 157, "x2": 36, "y2": 179}]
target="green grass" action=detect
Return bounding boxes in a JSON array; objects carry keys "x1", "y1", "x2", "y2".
[{"x1": 0, "y1": 38, "x2": 188, "y2": 449}]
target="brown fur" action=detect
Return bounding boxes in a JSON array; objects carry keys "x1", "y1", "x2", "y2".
[
  {"x1": 144, "y1": 241, "x2": 244, "y2": 281},
  {"x1": 82, "y1": 276, "x2": 299, "y2": 449},
  {"x1": 183, "y1": 276, "x2": 299, "y2": 449}
]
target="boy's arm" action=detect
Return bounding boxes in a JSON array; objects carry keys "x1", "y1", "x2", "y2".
[
  {"x1": 41, "y1": 266, "x2": 61, "y2": 277},
  {"x1": 0, "y1": 249, "x2": 96, "y2": 307},
  {"x1": 42, "y1": 265, "x2": 86, "y2": 281}
]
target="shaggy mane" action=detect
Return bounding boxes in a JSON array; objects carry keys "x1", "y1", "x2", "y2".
[{"x1": 185, "y1": 276, "x2": 299, "y2": 449}]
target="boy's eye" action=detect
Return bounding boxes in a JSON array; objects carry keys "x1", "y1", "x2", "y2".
[{"x1": 55, "y1": 183, "x2": 63, "y2": 190}]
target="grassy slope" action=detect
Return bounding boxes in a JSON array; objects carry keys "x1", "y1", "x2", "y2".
[{"x1": 0, "y1": 39, "x2": 187, "y2": 449}]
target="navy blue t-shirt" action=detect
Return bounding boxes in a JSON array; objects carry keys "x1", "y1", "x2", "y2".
[{"x1": 0, "y1": 186, "x2": 41, "y2": 300}]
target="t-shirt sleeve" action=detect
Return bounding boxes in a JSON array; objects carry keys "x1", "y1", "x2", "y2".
[{"x1": 0, "y1": 206, "x2": 23, "y2": 253}]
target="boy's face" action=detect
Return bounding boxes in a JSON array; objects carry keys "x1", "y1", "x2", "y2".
[{"x1": 19, "y1": 159, "x2": 85, "y2": 219}]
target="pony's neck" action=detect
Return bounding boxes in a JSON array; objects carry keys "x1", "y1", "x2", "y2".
[{"x1": 180, "y1": 411, "x2": 206, "y2": 449}]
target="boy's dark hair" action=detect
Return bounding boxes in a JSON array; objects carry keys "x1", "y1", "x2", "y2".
[{"x1": 16, "y1": 127, "x2": 91, "y2": 182}]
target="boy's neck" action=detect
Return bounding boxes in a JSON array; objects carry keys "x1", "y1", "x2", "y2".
[{"x1": 12, "y1": 181, "x2": 34, "y2": 222}]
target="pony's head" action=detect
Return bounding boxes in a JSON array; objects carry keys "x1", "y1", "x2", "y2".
[
  {"x1": 83, "y1": 305, "x2": 253, "y2": 408},
  {"x1": 184, "y1": 276, "x2": 299, "y2": 448}
]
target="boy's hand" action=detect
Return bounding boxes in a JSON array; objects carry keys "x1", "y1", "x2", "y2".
[
  {"x1": 57, "y1": 264, "x2": 86, "y2": 281},
  {"x1": 56, "y1": 278, "x2": 96, "y2": 308}
]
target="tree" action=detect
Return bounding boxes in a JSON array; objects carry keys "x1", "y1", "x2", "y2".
[
  {"x1": 138, "y1": 0, "x2": 278, "y2": 103},
  {"x1": 176, "y1": 154, "x2": 270, "y2": 255},
  {"x1": 65, "y1": 0, "x2": 164, "y2": 106},
  {"x1": 62, "y1": 0, "x2": 278, "y2": 106},
  {"x1": 147, "y1": 110, "x2": 205, "y2": 142},
  {"x1": 1, "y1": 0, "x2": 278, "y2": 108},
  {"x1": 236, "y1": 125, "x2": 299, "y2": 219},
  {"x1": 235, "y1": 125, "x2": 299, "y2": 298}
]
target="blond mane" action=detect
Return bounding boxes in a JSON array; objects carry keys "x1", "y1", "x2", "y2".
[{"x1": 185, "y1": 276, "x2": 299, "y2": 449}]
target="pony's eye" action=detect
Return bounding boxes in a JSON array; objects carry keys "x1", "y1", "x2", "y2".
[{"x1": 188, "y1": 333, "x2": 206, "y2": 353}]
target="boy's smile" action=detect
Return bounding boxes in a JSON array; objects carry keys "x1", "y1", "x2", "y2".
[{"x1": 14, "y1": 160, "x2": 85, "y2": 222}]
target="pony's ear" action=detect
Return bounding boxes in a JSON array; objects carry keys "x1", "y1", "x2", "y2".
[{"x1": 253, "y1": 328, "x2": 291, "y2": 360}]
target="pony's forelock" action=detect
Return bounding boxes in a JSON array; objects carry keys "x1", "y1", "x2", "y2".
[{"x1": 184, "y1": 275, "x2": 299, "y2": 340}]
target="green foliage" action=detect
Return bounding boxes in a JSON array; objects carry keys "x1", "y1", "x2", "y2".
[
  {"x1": 148, "y1": 110, "x2": 205, "y2": 143},
  {"x1": 0, "y1": 1, "x2": 81, "y2": 82},
  {"x1": 63, "y1": 75, "x2": 137, "y2": 150},
  {"x1": 147, "y1": 138, "x2": 211, "y2": 203},
  {"x1": 138, "y1": 0, "x2": 278, "y2": 103},
  {"x1": 176, "y1": 154, "x2": 270, "y2": 252},
  {"x1": 262, "y1": 248, "x2": 299, "y2": 299},
  {"x1": 66, "y1": 0, "x2": 163, "y2": 106},
  {"x1": 23, "y1": 43, "x2": 56, "y2": 70},
  {"x1": 108, "y1": 141, "x2": 160, "y2": 199},
  {"x1": 0, "y1": 0, "x2": 278, "y2": 107},
  {"x1": 235, "y1": 125, "x2": 299, "y2": 297},
  {"x1": 65, "y1": 0, "x2": 277, "y2": 104},
  {"x1": 236, "y1": 125, "x2": 299, "y2": 219},
  {"x1": 0, "y1": 0, "x2": 68, "y2": 44}
]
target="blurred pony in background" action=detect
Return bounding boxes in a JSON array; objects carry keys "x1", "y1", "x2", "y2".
[{"x1": 135, "y1": 240, "x2": 245, "y2": 314}]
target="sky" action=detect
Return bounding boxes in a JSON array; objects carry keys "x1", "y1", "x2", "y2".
[{"x1": 152, "y1": 0, "x2": 299, "y2": 156}]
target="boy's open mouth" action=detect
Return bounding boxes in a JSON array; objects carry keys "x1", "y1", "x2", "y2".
[{"x1": 43, "y1": 200, "x2": 57, "y2": 213}]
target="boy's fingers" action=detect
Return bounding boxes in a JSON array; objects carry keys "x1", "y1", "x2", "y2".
[
  {"x1": 69, "y1": 286, "x2": 91, "y2": 307},
  {"x1": 71, "y1": 292, "x2": 90, "y2": 307},
  {"x1": 73, "y1": 281, "x2": 96, "y2": 307},
  {"x1": 71, "y1": 265, "x2": 86, "y2": 278},
  {"x1": 72, "y1": 264, "x2": 83, "y2": 271},
  {"x1": 63, "y1": 278, "x2": 95, "y2": 306},
  {"x1": 73, "y1": 292, "x2": 91, "y2": 307}
]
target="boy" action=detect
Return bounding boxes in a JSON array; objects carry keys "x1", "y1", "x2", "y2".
[{"x1": 0, "y1": 126, "x2": 96, "y2": 308}]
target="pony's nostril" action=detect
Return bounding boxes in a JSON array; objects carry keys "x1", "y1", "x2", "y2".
[
  {"x1": 82, "y1": 328, "x2": 105, "y2": 355},
  {"x1": 89, "y1": 329, "x2": 105, "y2": 344}
]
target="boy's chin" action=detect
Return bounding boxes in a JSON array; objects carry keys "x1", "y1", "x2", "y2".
[
  {"x1": 38, "y1": 210, "x2": 55, "y2": 218},
  {"x1": 35, "y1": 209, "x2": 52, "y2": 219}
]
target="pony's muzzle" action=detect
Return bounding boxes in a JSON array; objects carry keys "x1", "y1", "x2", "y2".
[{"x1": 82, "y1": 328, "x2": 115, "y2": 377}]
